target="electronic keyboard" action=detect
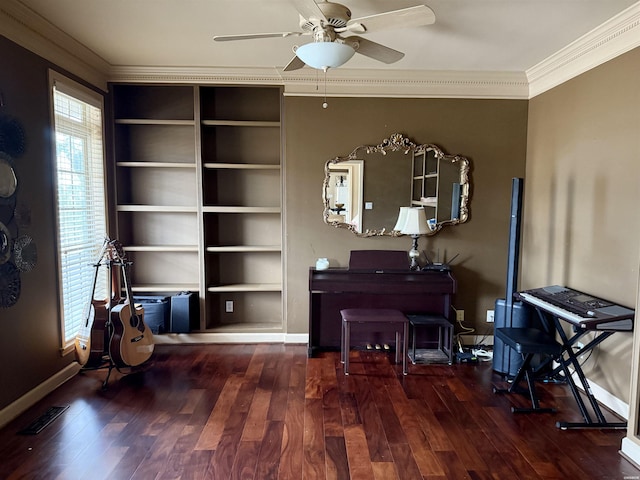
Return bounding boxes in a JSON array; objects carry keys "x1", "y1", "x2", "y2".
[{"x1": 518, "y1": 285, "x2": 634, "y2": 331}]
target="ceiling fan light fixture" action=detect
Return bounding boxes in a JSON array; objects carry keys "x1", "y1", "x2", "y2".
[{"x1": 295, "y1": 41, "x2": 355, "y2": 70}]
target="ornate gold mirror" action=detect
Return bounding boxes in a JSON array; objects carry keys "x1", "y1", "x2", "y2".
[{"x1": 322, "y1": 134, "x2": 470, "y2": 237}]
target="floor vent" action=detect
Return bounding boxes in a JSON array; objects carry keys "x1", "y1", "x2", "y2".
[{"x1": 19, "y1": 405, "x2": 69, "y2": 435}]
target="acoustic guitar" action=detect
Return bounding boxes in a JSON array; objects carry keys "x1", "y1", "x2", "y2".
[
  {"x1": 108, "y1": 244, "x2": 154, "y2": 368},
  {"x1": 75, "y1": 239, "x2": 109, "y2": 366},
  {"x1": 86, "y1": 264, "x2": 123, "y2": 367}
]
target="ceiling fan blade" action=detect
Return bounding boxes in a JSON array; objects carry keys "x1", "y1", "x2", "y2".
[
  {"x1": 283, "y1": 55, "x2": 306, "y2": 71},
  {"x1": 292, "y1": 0, "x2": 328, "y2": 23},
  {"x1": 346, "y1": 5, "x2": 435, "y2": 33},
  {"x1": 213, "y1": 32, "x2": 303, "y2": 42},
  {"x1": 346, "y1": 36, "x2": 404, "y2": 64}
]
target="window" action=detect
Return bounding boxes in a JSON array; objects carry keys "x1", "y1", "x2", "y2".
[{"x1": 50, "y1": 72, "x2": 108, "y2": 351}]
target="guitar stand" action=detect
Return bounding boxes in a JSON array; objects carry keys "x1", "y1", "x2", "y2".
[
  {"x1": 78, "y1": 241, "x2": 154, "y2": 391},
  {"x1": 78, "y1": 259, "x2": 125, "y2": 391}
]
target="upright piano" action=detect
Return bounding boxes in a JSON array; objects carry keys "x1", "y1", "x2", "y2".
[{"x1": 308, "y1": 250, "x2": 456, "y2": 357}]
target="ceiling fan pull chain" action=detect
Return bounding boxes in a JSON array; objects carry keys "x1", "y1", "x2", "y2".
[{"x1": 323, "y1": 69, "x2": 328, "y2": 109}]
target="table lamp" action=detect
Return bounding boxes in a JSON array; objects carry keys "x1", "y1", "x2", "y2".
[{"x1": 395, "y1": 207, "x2": 430, "y2": 270}]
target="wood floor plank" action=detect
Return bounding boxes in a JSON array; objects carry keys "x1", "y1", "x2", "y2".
[
  {"x1": 343, "y1": 424, "x2": 376, "y2": 480},
  {"x1": 195, "y1": 373, "x2": 244, "y2": 450},
  {"x1": 208, "y1": 408, "x2": 250, "y2": 479},
  {"x1": 230, "y1": 440, "x2": 261, "y2": 480},
  {"x1": 325, "y1": 435, "x2": 350, "y2": 480},
  {"x1": 433, "y1": 409, "x2": 489, "y2": 471},
  {"x1": 305, "y1": 357, "x2": 324, "y2": 400},
  {"x1": 179, "y1": 388, "x2": 206, "y2": 415},
  {"x1": 352, "y1": 375, "x2": 393, "y2": 462},
  {"x1": 177, "y1": 449, "x2": 215, "y2": 480},
  {"x1": 367, "y1": 375, "x2": 407, "y2": 445},
  {"x1": 322, "y1": 391, "x2": 344, "y2": 438},
  {"x1": 130, "y1": 414, "x2": 189, "y2": 480},
  {"x1": 276, "y1": 349, "x2": 306, "y2": 480},
  {"x1": 1, "y1": 345, "x2": 638, "y2": 480},
  {"x1": 254, "y1": 420, "x2": 284, "y2": 479},
  {"x1": 266, "y1": 348, "x2": 294, "y2": 422},
  {"x1": 371, "y1": 461, "x2": 399, "y2": 480},
  {"x1": 241, "y1": 387, "x2": 272, "y2": 442},
  {"x1": 158, "y1": 424, "x2": 206, "y2": 479},
  {"x1": 302, "y1": 397, "x2": 326, "y2": 480},
  {"x1": 389, "y1": 442, "x2": 423, "y2": 480},
  {"x1": 412, "y1": 398, "x2": 455, "y2": 451},
  {"x1": 385, "y1": 379, "x2": 446, "y2": 477}
]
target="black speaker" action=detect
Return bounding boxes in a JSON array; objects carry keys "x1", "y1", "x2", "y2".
[
  {"x1": 493, "y1": 178, "x2": 531, "y2": 376},
  {"x1": 170, "y1": 292, "x2": 199, "y2": 333}
]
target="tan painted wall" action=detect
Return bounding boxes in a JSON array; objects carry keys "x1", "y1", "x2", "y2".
[
  {"x1": 0, "y1": 36, "x2": 78, "y2": 408},
  {"x1": 523, "y1": 48, "x2": 640, "y2": 403},
  {"x1": 284, "y1": 96, "x2": 529, "y2": 335}
]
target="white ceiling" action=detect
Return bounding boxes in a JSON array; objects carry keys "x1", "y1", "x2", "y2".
[{"x1": 15, "y1": 0, "x2": 638, "y2": 73}]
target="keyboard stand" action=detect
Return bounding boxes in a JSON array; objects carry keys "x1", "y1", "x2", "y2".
[{"x1": 527, "y1": 305, "x2": 627, "y2": 430}]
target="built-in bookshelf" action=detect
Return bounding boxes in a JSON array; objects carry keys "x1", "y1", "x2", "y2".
[
  {"x1": 111, "y1": 84, "x2": 283, "y2": 333},
  {"x1": 200, "y1": 86, "x2": 282, "y2": 331}
]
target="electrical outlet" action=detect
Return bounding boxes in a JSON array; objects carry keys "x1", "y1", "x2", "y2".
[
  {"x1": 456, "y1": 309, "x2": 465, "y2": 322},
  {"x1": 486, "y1": 309, "x2": 495, "y2": 323},
  {"x1": 225, "y1": 300, "x2": 234, "y2": 313}
]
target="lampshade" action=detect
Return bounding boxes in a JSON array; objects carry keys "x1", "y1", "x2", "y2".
[
  {"x1": 295, "y1": 42, "x2": 356, "y2": 70},
  {"x1": 393, "y1": 206, "x2": 410, "y2": 231},
  {"x1": 398, "y1": 207, "x2": 430, "y2": 236}
]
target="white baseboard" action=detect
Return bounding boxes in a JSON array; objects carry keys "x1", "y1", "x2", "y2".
[
  {"x1": 154, "y1": 332, "x2": 309, "y2": 345},
  {"x1": 570, "y1": 372, "x2": 629, "y2": 420},
  {"x1": 620, "y1": 437, "x2": 640, "y2": 470},
  {"x1": 0, "y1": 362, "x2": 81, "y2": 430}
]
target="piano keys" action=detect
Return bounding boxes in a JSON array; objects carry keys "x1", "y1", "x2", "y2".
[{"x1": 518, "y1": 285, "x2": 634, "y2": 331}]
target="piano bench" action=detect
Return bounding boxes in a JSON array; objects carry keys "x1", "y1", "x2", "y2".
[
  {"x1": 407, "y1": 314, "x2": 454, "y2": 365},
  {"x1": 493, "y1": 327, "x2": 563, "y2": 414},
  {"x1": 340, "y1": 308, "x2": 409, "y2": 376}
]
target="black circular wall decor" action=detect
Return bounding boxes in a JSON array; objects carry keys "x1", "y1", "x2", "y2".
[
  {"x1": 0, "y1": 109, "x2": 31, "y2": 307},
  {"x1": 14, "y1": 234, "x2": 36, "y2": 272},
  {"x1": 0, "y1": 115, "x2": 25, "y2": 158},
  {"x1": 0, "y1": 220, "x2": 10, "y2": 264},
  {"x1": 0, "y1": 261, "x2": 20, "y2": 308}
]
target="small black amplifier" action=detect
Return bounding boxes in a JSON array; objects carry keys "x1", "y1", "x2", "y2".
[{"x1": 170, "y1": 292, "x2": 199, "y2": 333}]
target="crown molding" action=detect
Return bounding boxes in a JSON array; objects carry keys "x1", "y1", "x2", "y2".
[
  {"x1": 1, "y1": 0, "x2": 109, "y2": 91},
  {"x1": 108, "y1": 65, "x2": 530, "y2": 99},
  {"x1": 3, "y1": 0, "x2": 638, "y2": 99},
  {"x1": 527, "y1": 2, "x2": 640, "y2": 98}
]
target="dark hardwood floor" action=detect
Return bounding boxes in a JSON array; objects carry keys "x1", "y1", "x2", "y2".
[{"x1": 1, "y1": 344, "x2": 638, "y2": 479}]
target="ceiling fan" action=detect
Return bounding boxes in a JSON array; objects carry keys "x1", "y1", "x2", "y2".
[{"x1": 213, "y1": 0, "x2": 436, "y2": 71}]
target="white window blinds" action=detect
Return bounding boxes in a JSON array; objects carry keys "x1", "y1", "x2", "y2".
[{"x1": 50, "y1": 72, "x2": 108, "y2": 349}]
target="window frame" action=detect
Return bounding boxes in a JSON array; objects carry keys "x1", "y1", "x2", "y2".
[{"x1": 48, "y1": 70, "x2": 109, "y2": 355}]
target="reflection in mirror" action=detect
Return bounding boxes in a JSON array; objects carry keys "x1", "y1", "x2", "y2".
[
  {"x1": 322, "y1": 133, "x2": 470, "y2": 237},
  {"x1": 326, "y1": 161, "x2": 363, "y2": 232}
]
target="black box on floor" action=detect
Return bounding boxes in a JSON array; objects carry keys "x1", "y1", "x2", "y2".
[
  {"x1": 134, "y1": 296, "x2": 170, "y2": 334},
  {"x1": 170, "y1": 292, "x2": 198, "y2": 333},
  {"x1": 456, "y1": 351, "x2": 478, "y2": 363}
]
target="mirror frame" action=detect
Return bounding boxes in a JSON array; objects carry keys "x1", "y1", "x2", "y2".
[{"x1": 322, "y1": 133, "x2": 470, "y2": 237}]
